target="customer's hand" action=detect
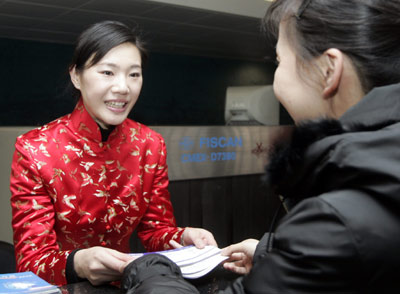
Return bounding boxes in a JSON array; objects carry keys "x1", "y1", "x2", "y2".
[
  {"x1": 74, "y1": 246, "x2": 136, "y2": 286},
  {"x1": 221, "y1": 239, "x2": 259, "y2": 275},
  {"x1": 170, "y1": 227, "x2": 217, "y2": 249}
]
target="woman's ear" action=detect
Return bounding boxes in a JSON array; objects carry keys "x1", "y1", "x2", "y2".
[
  {"x1": 69, "y1": 66, "x2": 81, "y2": 90},
  {"x1": 321, "y1": 48, "x2": 343, "y2": 98}
]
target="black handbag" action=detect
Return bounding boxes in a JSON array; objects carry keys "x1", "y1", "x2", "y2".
[{"x1": 121, "y1": 253, "x2": 200, "y2": 294}]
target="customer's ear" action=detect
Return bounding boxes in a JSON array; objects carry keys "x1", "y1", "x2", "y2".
[{"x1": 321, "y1": 48, "x2": 343, "y2": 98}]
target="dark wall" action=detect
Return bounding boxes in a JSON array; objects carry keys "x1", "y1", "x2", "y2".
[
  {"x1": 131, "y1": 174, "x2": 284, "y2": 251},
  {"x1": 0, "y1": 37, "x2": 292, "y2": 126},
  {"x1": 0, "y1": 39, "x2": 73, "y2": 126}
]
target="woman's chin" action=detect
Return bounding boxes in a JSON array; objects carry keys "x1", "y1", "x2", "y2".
[{"x1": 97, "y1": 117, "x2": 127, "y2": 129}]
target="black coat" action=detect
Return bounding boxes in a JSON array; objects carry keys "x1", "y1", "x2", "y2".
[
  {"x1": 222, "y1": 83, "x2": 400, "y2": 293},
  {"x1": 121, "y1": 254, "x2": 199, "y2": 294},
  {"x1": 121, "y1": 84, "x2": 400, "y2": 294}
]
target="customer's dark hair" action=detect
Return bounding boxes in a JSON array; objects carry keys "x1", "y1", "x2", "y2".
[{"x1": 263, "y1": 0, "x2": 400, "y2": 93}]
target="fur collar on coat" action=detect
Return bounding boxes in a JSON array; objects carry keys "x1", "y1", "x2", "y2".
[{"x1": 264, "y1": 83, "x2": 400, "y2": 203}]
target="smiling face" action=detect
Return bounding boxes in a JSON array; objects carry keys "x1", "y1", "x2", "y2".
[
  {"x1": 273, "y1": 22, "x2": 330, "y2": 123},
  {"x1": 70, "y1": 42, "x2": 143, "y2": 129}
]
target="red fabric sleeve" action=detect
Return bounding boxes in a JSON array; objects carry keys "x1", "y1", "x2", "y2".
[
  {"x1": 136, "y1": 138, "x2": 184, "y2": 251},
  {"x1": 10, "y1": 136, "x2": 71, "y2": 286}
]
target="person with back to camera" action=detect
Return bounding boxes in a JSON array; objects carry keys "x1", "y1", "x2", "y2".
[
  {"x1": 119, "y1": 0, "x2": 400, "y2": 293},
  {"x1": 9, "y1": 20, "x2": 217, "y2": 287}
]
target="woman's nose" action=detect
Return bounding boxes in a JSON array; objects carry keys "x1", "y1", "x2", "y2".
[{"x1": 112, "y1": 75, "x2": 129, "y2": 94}]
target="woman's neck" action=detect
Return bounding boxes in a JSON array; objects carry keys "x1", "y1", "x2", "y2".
[{"x1": 98, "y1": 124, "x2": 116, "y2": 142}]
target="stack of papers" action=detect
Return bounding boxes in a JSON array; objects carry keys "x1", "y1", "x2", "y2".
[
  {"x1": 131, "y1": 245, "x2": 228, "y2": 279},
  {"x1": 0, "y1": 272, "x2": 60, "y2": 293}
]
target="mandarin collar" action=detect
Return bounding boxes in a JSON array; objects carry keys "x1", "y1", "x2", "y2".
[{"x1": 69, "y1": 98, "x2": 124, "y2": 143}]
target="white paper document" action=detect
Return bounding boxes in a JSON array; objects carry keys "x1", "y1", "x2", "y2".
[{"x1": 131, "y1": 245, "x2": 228, "y2": 279}]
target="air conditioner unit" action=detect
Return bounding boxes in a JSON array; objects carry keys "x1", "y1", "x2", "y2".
[{"x1": 224, "y1": 85, "x2": 279, "y2": 126}]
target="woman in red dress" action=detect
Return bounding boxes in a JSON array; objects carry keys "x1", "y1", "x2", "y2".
[{"x1": 10, "y1": 20, "x2": 216, "y2": 286}]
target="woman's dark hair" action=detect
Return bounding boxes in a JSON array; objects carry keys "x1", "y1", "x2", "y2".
[
  {"x1": 263, "y1": 0, "x2": 400, "y2": 93},
  {"x1": 68, "y1": 20, "x2": 147, "y2": 98},
  {"x1": 71, "y1": 20, "x2": 147, "y2": 72}
]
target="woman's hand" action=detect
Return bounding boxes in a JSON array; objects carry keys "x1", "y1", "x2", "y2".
[
  {"x1": 220, "y1": 239, "x2": 259, "y2": 275},
  {"x1": 170, "y1": 227, "x2": 217, "y2": 249},
  {"x1": 74, "y1": 246, "x2": 136, "y2": 286}
]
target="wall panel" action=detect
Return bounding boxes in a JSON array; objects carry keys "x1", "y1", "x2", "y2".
[{"x1": 130, "y1": 174, "x2": 282, "y2": 252}]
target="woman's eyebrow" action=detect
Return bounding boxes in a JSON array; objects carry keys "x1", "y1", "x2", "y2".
[{"x1": 97, "y1": 62, "x2": 142, "y2": 69}]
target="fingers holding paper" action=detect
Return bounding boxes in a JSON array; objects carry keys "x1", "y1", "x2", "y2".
[
  {"x1": 170, "y1": 227, "x2": 218, "y2": 249},
  {"x1": 221, "y1": 239, "x2": 259, "y2": 275},
  {"x1": 74, "y1": 246, "x2": 137, "y2": 286}
]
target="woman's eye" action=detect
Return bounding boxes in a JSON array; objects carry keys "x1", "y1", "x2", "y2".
[
  {"x1": 102, "y1": 71, "x2": 113, "y2": 76},
  {"x1": 130, "y1": 72, "x2": 141, "y2": 78}
]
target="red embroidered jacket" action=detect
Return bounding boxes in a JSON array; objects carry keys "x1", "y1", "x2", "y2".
[{"x1": 10, "y1": 100, "x2": 184, "y2": 285}]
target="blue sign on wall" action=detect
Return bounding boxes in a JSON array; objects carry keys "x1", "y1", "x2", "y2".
[{"x1": 152, "y1": 125, "x2": 292, "y2": 181}]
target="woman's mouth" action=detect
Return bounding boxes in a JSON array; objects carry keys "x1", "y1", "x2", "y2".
[{"x1": 105, "y1": 101, "x2": 128, "y2": 112}]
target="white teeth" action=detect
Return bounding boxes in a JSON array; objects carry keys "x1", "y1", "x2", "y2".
[{"x1": 106, "y1": 101, "x2": 126, "y2": 108}]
